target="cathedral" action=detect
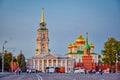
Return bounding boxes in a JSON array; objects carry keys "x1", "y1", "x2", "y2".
[
  {"x1": 65, "y1": 33, "x2": 98, "y2": 70},
  {"x1": 26, "y1": 8, "x2": 73, "y2": 72}
]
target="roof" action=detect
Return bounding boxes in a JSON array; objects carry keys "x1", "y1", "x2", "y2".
[
  {"x1": 84, "y1": 42, "x2": 90, "y2": 49},
  {"x1": 77, "y1": 50, "x2": 84, "y2": 54},
  {"x1": 38, "y1": 27, "x2": 48, "y2": 31},
  {"x1": 66, "y1": 50, "x2": 97, "y2": 55}
]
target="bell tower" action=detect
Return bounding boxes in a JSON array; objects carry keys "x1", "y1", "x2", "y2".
[{"x1": 35, "y1": 8, "x2": 49, "y2": 55}]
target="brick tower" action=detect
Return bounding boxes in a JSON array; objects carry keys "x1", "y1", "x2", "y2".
[{"x1": 82, "y1": 33, "x2": 93, "y2": 70}]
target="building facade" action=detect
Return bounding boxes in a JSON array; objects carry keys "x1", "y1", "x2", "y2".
[{"x1": 27, "y1": 8, "x2": 73, "y2": 73}]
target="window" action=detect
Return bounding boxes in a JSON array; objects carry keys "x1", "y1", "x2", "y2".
[{"x1": 43, "y1": 34, "x2": 45, "y2": 39}]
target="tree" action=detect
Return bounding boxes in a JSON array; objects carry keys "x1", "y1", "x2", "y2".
[
  {"x1": 17, "y1": 52, "x2": 26, "y2": 72},
  {"x1": 4, "y1": 50, "x2": 12, "y2": 71},
  {"x1": 102, "y1": 37, "x2": 120, "y2": 66}
]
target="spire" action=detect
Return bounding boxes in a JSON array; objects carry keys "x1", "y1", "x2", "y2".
[
  {"x1": 86, "y1": 32, "x2": 88, "y2": 44},
  {"x1": 84, "y1": 32, "x2": 90, "y2": 49},
  {"x1": 41, "y1": 8, "x2": 44, "y2": 23}
]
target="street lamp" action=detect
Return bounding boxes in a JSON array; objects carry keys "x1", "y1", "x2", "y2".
[{"x1": 2, "y1": 40, "x2": 7, "y2": 73}]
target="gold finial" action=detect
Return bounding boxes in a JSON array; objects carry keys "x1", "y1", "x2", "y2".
[{"x1": 41, "y1": 8, "x2": 44, "y2": 23}]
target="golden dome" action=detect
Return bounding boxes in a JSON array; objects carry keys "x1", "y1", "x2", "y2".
[
  {"x1": 68, "y1": 44, "x2": 72, "y2": 48},
  {"x1": 76, "y1": 34, "x2": 85, "y2": 44},
  {"x1": 90, "y1": 42, "x2": 94, "y2": 48},
  {"x1": 72, "y1": 43, "x2": 77, "y2": 48}
]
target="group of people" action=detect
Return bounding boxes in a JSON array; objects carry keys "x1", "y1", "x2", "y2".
[{"x1": 15, "y1": 69, "x2": 21, "y2": 75}]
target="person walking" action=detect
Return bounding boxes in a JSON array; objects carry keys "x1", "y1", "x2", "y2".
[{"x1": 100, "y1": 69, "x2": 103, "y2": 75}]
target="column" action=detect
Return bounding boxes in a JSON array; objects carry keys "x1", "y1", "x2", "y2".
[
  {"x1": 47, "y1": 59, "x2": 49, "y2": 67},
  {"x1": 56, "y1": 59, "x2": 58, "y2": 67},
  {"x1": 42, "y1": 59, "x2": 44, "y2": 72},
  {"x1": 51, "y1": 59, "x2": 54, "y2": 66},
  {"x1": 38, "y1": 59, "x2": 40, "y2": 71},
  {"x1": 65, "y1": 59, "x2": 68, "y2": 73},
  {"x1": 33, "y1": 59, "x2": 35, "y2": 69}
]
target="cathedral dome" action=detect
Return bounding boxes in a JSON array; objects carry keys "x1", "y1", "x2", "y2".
[
  {"x1": 68, "y1": 44, "x2": 72, "y2": 49},
  {"x1": 76, "y1": 34, "x2": 85, "y2": 44},
  {"x1": 72, "y1": 43, "x2": 77, "y2": 48},
  {"x1": 90, "y1": 42, "x2": 94, "y2": 48}
]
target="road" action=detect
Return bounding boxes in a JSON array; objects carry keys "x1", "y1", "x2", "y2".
[
  {"x1": 0, "y1": 72, "x2": 120, "y2": 80},
  {"x1": 39, "y1": 73, "x2": 120, "y2": 80},
  {"x1": 0, "y1": 73, "x2": 40, "y2": 80}
]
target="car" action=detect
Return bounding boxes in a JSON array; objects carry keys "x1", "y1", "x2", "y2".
[
  {"x1": 27, "y1": 69, "x2": 36, "y2": 73},
  {"x1": 74, "y1": 67, "x2": 85, "y2": 74},
  {"x1": 46, "y1": 66, "x2": 55, "y2": 73},
  {"x1": 104, "y1": 68, "x2": 110, "y2": 73},
  {"x1": 55, "y1": 67, "x2": 60, "y2": 73},
  {"x1": 31, "y1": 69, "x2": 36, "y2": 73},
  {"x1": 88, "y1": 70, "x2": 96, "y2": 74}
]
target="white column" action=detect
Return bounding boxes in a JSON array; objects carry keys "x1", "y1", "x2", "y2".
[
  {"x1": 51, "y1": 59, "x2": 54, "y2": 66},
  {"x1": 33, "y1": 59, "x2": 35, "y2": 69},
  {"x1": 65, "y1": 59, "x2": 68, "y2": 73},
  {"x1": 61, "y1": 60, "x2": 63, "y2": 67},
  {"x1": 42, "y1": 59, "x2": 44, "y2": 72},
  {"x1": 38, "y1": 59, "x2": 40, "y2": 71},
  {"x1": 47, "y1": 59, "x2": 49, "y2": 67},
  {"x1": 56, "y1": 59, "x2": 58, "y2": 67}
]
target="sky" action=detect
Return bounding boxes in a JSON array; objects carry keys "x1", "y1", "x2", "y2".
[{"x1": 0, "y1": 0, "x2": 120, "y2": 58}]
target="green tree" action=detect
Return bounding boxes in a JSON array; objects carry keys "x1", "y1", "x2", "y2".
[
  {"x1": 102, "y1": 37, "x2": 120, "y2": 66},
  {"x1": 17, "y1": 52, "x2": 26, "y2": 72},
  {"x1": 13, "y1": 56, "x2": 17, "y2": 62},
  {"x1": 4, "y1": 50, "x2": 12, "y2": 72}
]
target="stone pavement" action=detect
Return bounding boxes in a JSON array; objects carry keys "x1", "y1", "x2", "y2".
[
  {"x1": 0, "y1": 73, "x2": 40, "y2": 80},
  {"x1": 39, "y1": 73, "x2": 120, "y2": 80},
  {"x1": 0, "y1": 72, "x2": 120, "y2": 80}
]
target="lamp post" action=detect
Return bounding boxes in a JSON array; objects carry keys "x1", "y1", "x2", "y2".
[{"x1": 2, "y1": 41, "x2": 7, "y2": 73}]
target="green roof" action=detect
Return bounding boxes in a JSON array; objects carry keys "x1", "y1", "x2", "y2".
[
  {"x1": 91, "y1": 52, "x2": 97, "y2": 55},
  {"x1": 84, "y1": 43, "x2": 90, "y2": 49},
  {"x1": 67, "y1": 50, "x2": 97, "y2": 55},
  {"x1": 77, "y1": 50, "x2": 84, "y2": 54},
  {"x1": 38, "y1": 28, "x2": 48, "y2": 30}
]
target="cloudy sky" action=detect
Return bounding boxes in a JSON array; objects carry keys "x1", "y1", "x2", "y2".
[{"x1": 0, "y1": 0, "x2": 120, "y2": 58}]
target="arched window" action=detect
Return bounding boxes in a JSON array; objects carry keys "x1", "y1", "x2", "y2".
[{"x1": 43, "y1": 34, "x2": 45, "y2": 39}]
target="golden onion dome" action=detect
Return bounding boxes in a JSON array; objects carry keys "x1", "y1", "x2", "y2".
[
  {"x1": 76, "y1": 34, "x2": 85, "y2": 44},
  {"x1": 72, "y1": 43, "x2": 77, "y2": 48},
  {"x1": 68, "y1": 44, "x2": 72, "y2": 48},
  {"x1": 90, "y1": 42, "x2": 94, "y2": 48}
]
